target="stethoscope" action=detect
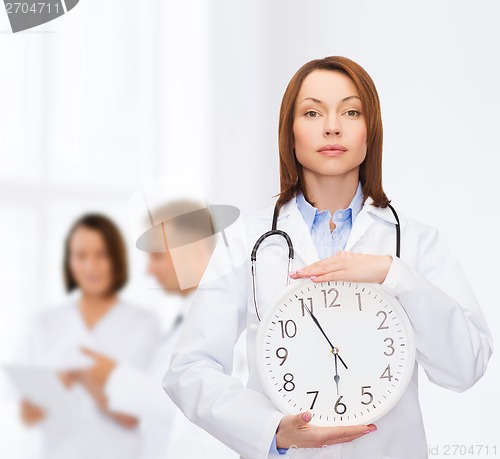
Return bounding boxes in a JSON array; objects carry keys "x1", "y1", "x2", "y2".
[{"x1": 250, "y1": 200, "x2": 401, "y2": 322}]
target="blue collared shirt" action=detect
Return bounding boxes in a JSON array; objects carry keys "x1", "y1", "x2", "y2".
[{"x1": 295, "y1": 181, "x2": 364, "y2": 259}]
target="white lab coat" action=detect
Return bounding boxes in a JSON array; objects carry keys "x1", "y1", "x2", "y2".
[
  {"x1": 163, "y1": 197, "x2": 493, "y2": 459},
  {"x1": 105, "y1": 294, "x2": 242, "y2": 459},
  {"x1": 19, "y1": 297, "x2": 161, "y2": 459}
]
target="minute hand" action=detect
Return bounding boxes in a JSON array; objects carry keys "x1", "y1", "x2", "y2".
[{"x1": 302, "y1": 303, "x2": 348, "y2": 370}]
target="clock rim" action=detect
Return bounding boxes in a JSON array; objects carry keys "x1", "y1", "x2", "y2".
[{"x1": 254, "y1": 278, "x2": 416, "y2": 426}]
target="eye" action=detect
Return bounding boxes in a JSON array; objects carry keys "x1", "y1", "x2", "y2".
[
  {"x1": 96, "y1": 250, "x2": 109, "y2": 260},
  {"x1": 343, "y1": 109, "x2": 362, "y2": 117},
  {"x1": 304, "y1": 110, "x2": 321, "y2": 118},
  {"x1": 72, "y1": 251, "x2": 85, "y2": 260}
]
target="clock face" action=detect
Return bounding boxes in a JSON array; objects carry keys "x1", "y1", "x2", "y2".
[{"x1": 255, "y1": 279, "x2": 415, "y2": 426}]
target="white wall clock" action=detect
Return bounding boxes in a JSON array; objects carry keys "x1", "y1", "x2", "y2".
[{"x1": 255, "y1": 279, "x2": 416, "y2": 426}]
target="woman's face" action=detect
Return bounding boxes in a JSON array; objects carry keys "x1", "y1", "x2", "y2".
[
  {"x1": 69, "y1": 226, "x2": 114, "y2": 297},
  {"x1": 293, "y1": 69, "x2": 367, "y2": 182}
]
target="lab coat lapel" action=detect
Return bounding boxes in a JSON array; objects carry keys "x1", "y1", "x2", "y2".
[
  {"x1": 344, "y1": 205, "x2": 376, "y2": 252},
  {"x1": 345, "y1": 197, "x2": 398, "y2": 252},
  {"x1": 278, "y1": 199, "x2": 319, "y2": 267}
]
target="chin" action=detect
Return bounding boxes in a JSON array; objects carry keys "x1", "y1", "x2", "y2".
[
  {"x1": 83, "y1": 285, "x2": 113, "y2": 298},
  {"x1": 316, "y1": 160, "x2": 360, "y2": 176},
  {"x1": 310, "y1": 166, "x2": 359, "y2": 178},
  {"x1": 159, "y1": 279, "x2": 180, "y2": 292},
  {"x1": 308, "y1": 158, "x2": 363, "y2": 176}
]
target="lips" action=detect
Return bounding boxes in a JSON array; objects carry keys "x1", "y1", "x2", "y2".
[
  {"x1": 318, "y1": 144, "x2": 347, "y2": 153},
  {"x1": 317, "y1": 144, "x2": 347, "y2": 157}
]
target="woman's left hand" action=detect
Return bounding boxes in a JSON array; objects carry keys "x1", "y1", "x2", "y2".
[
  {"x1": 79, "y1": 347, "x2": 116, "y2": 389},
  {"x1": 289, "y1": 250, "x2": 393, "y2": 284},
  {"x1": 68, "y1": 351, "x2": 138, "y2": 428},
  {"x1": 66, "y1": 348, "x2": 116, "y2": 409}
]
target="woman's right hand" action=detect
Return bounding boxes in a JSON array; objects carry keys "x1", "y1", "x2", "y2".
[
  {"x1": 276, "y1": 412, "x2": 377, "y2": 449},
  {"x1": 20, "y1": 400, "x2": 46, "y2": 426}
]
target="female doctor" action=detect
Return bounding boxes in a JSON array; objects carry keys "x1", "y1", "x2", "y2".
[
  {"x1": 163, "y1": 56, "x2": 493, "y2": 459},
  {"x1": 19, "y1": 214, "x2": 161, "y2": 459}
]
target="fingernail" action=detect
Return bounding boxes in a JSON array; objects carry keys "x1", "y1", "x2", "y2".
[
  {"x1": 302, "y1": 412, "x2": 311, "y2": 422},
  {"x1": 364, "y1": 425, "x2": 377, "y2": 434},
  {"x1": 310, "y1": 276, "x2": 318, "y2": 280}
]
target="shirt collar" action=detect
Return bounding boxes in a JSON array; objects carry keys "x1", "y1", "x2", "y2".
[
  {"x1": 296, "y1": 181, "x2": 364, "y2": 231},
  {"x1": 295, "y1": 193, "x2": 317, "y2": 231},
  {"x1": 349, "y1": 181, "x2": 364, "y2": 222}
]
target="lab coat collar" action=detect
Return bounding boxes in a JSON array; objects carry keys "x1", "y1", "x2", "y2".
[
  {"x1": 275, "y1": 196, "x2": 398, "y2": 265},
  {"x1": 363, "y1": 196, "x2": 399, "y2": 224},
  {"x1": 344, "y1": 197, "x2": 400, "y2": 252}
]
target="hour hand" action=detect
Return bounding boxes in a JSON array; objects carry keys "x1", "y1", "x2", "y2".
[{"x1": 333, "y1": 352, "x2": 340, "y2": 395}]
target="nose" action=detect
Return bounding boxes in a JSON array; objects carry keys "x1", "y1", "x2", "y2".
[{"x1": 324, "y1": 115, "x2": 341, "y2": 137}]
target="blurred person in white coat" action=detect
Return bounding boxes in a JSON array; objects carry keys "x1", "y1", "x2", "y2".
[
  {"x1": 76, "y1": 201, "x2": 244, "y2": 458},
  {"x1": 19, "y1": 214, "x2": 161, "y2": 459},
  {"x1": 163, "y1": 57, "x2": 493, "y2": 459}
]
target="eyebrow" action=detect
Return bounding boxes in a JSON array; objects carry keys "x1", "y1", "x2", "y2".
[{"x1": 299, "y1": 95, "x2": 361, "y2": 105}]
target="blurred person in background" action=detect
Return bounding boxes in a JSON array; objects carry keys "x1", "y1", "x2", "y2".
[
  {"x1": 72, "y1": 200, "x2": 244, "y2": 458},
  {"x1": 19, "y1": 214, "x2": 161, "y2": 459}
]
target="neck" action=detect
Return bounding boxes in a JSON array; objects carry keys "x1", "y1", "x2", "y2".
[
  {"x1": 303, "y1": 168, "x2": 360, "y2": 214},
  {"x1": 79, "y1": 292, "x2": 117, "y2": 329},
  {"x1": 80, "y1": 292, "x2": 117, "y2": 310}
]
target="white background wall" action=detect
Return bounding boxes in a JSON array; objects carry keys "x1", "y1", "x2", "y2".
[{"x1": 0, "y1": 0, "x2": 498, "y2": 457}]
